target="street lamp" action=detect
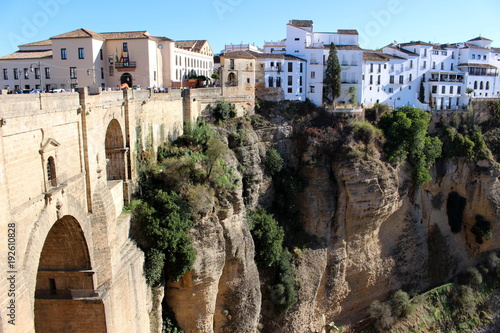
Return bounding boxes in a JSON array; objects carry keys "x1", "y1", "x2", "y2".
[{"x1": 30, "y1": 61, "x2": 43, "y2": 91}]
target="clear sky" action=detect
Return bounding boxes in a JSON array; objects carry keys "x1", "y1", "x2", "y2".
[{"x1": 1, "y1": 0, "x2": 499, "y2": 57}]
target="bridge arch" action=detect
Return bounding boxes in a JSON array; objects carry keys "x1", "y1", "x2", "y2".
[{"x1": 34, "y1": 215, "x2": 106, "y2": 333}]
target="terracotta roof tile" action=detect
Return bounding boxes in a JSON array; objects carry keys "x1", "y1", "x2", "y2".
[
  {"x1": 100, "y1": 31, "x2": 151, "y2": 40},
  {"x1": 468, "y1": 36, "x2": 492, "y2": 42},
  {"x1": 175, "y1": 40, "x2": 208, "y2": 52},
  {"x1": 0, "y1": 50, "x2": 53, "y2": 60},
  {"x1": 363, "y1": 51, "x2": 404, "y2": 61},
  {"x1": 50, "y1": 28, "x2": 104, "y2": 40},
  {"x1": 458, "y1": 63, "x2": 497, "y2": 69},
  {"x1": 19, "y1": 39, "x2": 52, "y2": 47},
  {"x1": 323, "y1": 44, "x2": 362, "y2": 51}
]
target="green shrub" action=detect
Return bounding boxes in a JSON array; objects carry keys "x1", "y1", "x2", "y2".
[
  {"x1": 379, "y1": 107, "x2": 442, "y2": 187},
  {"x1": 248, "y1": 208, "x2": 284, "y2": 267},
  {"x1": 462, "y1": 267, "x2": 483, "y2": 289},
  {"x1": 348, "y1": 121, "x2": 384, "y2": 146},
  {"x1": 264, "y1": 148, "x2": 284, "y2": 176},
  {"x1": 213, "y1": 100, "x2": 236, "y2": 122},
  {"x1": 134, "y1": 190, "x2": 195, "y2": 281},
  {"x1": 145, "y1": 248, "x2": 165, "y2": 286},
  {"x1": 390, "y1": 289, "x2": 411, "y2": 318},
  {"x1": 268, "y1": 249, "x2": 297, "y2": 313},
  {"x1": 368, "y1": 299, "x2": 394, "y2": 332},
  {"x1": 181, "y1": 119, "x2": 215, "y2": 148}
]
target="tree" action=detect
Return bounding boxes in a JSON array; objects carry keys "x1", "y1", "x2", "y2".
[
  {"x1": 348, "y1": 87, "x2": 357, "y2": 106},
  {"x1": 323, "y1": 43, "x2": 341, "y2": 106},
  {"x1": 248, "y1": 208, "x2": 284, "y2": 267},
  {"x1": 379, "y1": 107, "x2": 442, "y2": 187},
  {"x1": 419, "y1": 78, "x2": 425, "y2": 103}
]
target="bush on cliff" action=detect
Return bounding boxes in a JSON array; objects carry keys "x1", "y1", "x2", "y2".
[{"x1": 379, "y1": 106, "x2": 442, "y2": 187}]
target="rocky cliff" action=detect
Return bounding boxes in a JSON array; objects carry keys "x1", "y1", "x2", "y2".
[{"x1": 156, "y1": 107, "x2": 500, "y2": 333}]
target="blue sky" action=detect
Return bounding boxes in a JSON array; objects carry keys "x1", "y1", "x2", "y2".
[{"x1": 1, "y1": 0, "x2": 499, "y2": 57}]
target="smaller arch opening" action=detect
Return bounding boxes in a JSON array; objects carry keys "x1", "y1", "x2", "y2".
[{"x1": 47, "y1": 157, "x2": 57, "y2": 187}]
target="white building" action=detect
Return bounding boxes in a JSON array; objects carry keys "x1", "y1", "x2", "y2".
[
  {"x1": 264, "y1": 20, "x2": 500, "y2": 110},
  {"x1": 0, "y1": 29, "x2": 214, "y2": 92}
]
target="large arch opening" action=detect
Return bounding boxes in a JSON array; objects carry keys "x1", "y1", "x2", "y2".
[
  {"x1": 34, "y1": 216, "x2": 106, "y2": 333},
  {"x1": 105, "y1": 119, "x2": 127, "y2": 181},
  {"x1": 120, "y1": 73, "x2": 132, "y2": 88}
]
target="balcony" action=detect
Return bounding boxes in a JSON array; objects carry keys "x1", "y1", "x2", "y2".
[
  {"x1": 115, "y1": 61, "x2": 137, "y2": 69},
  {"x1": 266, "y1": 66, "x2": 282, "y2": 72}
]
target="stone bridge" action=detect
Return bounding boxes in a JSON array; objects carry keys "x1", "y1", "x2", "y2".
[{"x1": 0, "y1": 88, "x2": 254, "y2": 332}]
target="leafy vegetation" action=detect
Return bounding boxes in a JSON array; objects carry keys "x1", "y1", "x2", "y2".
[
  {"x1": 379, "y1": 106, "x2": 442, "y2": 187},
  {"x1": 248, "y1": 208, "x2": 284, "y2": 267},
  {"x1": 264, "y1": 148, "x2": 284, "y2": 176},
  {"x1": 134, "y1": 190, "x2": 195, "y2": 283},
  {"x1": 213, "y1": 100, "x2": 236, "y2": 122},
  {"x1": 133, "y1": 118, "x2": 239, "y2": 285},
  {"x1": 367, "y1": 252, "x2": 500, "y2": 332}
]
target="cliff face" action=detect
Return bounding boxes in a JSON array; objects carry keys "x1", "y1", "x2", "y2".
[{"x1": 164, "y1": 113, "x2": 500, "y2": 333}]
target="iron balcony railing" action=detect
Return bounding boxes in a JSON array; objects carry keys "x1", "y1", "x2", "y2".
[{"x1": 115, "y1": 61, "x2": 137, "y2": 68}]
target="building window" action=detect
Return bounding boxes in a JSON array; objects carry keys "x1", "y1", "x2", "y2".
[
  {"x1": 45, "y1": 67, "x2": 50, "y2": 79},
  {"x1": 369, "y1": 75, "x2": 373, "y2": 85},
  {"x1": 61, "y1": 48, "x2": 67, "y2": 60},
  {"x1": 451, "y1": 63, "x2": 454, "y2": 71},
  {"x1": 34, "y1": 68, "x2": 40, "y2": 79},
  {"x1": 247, "y1": 78, "x2": 250, "y2": 83},
  {"x1": 47, "y1": 157, "x2": 57, "y2": 187},
  {"x1": 480, "y1": 81, "x2": 484, "y2": 90},
  {"x1": 441, "y1": 51, "x2": 447, "y2": 55},
  {"x1": 13, "y1": 68, "x2": 19, "y2": 80},
  {"x1": 377, "y1": 75, "x2": 381, "y2": 85},
  {"x1": 288, "y1": 62, "x2": 293, "y2": 72},
  {"x1": 432, "y1": 50, "x2": 439, "y2": 55},
  {"x1": 101, "y1": 67, "x2": 104, "y2": 80},
  {"x1": 441, "y1": 63, "x2": 444, "y2": 70},
  {"x1": 70, "y1": 67, "x2": 77, "y2": 79},
  {"x1": 410, "y1": 60, "x2": 413, "y2": 68},
  {"x1": 424, "y1": 49, "x2": 427, "y2": 57},
  {"x1": 409, "y1": 74, "x2": 412, "y2": 82},
  {"x1": 432, "y1": 62, "x2": 436, "y2": 69},
  {"x1": 388, "y1": 87, "x2": 394, "y2": 93},
  {"x1": 483, "y1": 55, "x2": 487, "y2": 60},
  {"x1": 378, "y1": 64, "x2": 381, "y2": 73},
  {"x1": 3, "y1": 69, "x2": 7, "y2": 80},
  {"x1": 310, "y1": 85, "x2": 315, "y2": 93},
  {"x1": 450, "y1": 86, "x2": 454, "y2": 94},
  {"x1": 24, "y1": 68, "x2": 29, "y2": 79},
  {"x1": 441, "y1": 86, "x2": 446, "y2": 94},
  {"x1": 294, "y1": 38, "x2": 300, "y2": 41},
  {"x1": 123, "y1": 43, "x2": 128, "y2": 52},
  {"x1": 288, "y1": 75, "x2": 293, "y2": 85},
  {"x1": 276, "y1": 77, "x2": 281, "y2": 88},
  {"x1": 299, "y1": 76, "x2": 303, "y2": 86},
  {"x1": 370, "y1": 63, "x2": 373, "y2": 73},
  {"x1": 486, "y1": 81, "x2": 490, "y2": 90},
  {"x1": 432, "y1": 86, "x2": 437, "y2": 93},
  {"x1": 229, "y1": 59, "x2": 235, "y2": 70},
  {"x1": 288, "y1": 87, "x2": 292, "y2": 93},
  {"x1": 474, "y1": 81, "x2": 478, "y2": 89},
  {"x1": 399, "y1": 75, "x2": 404, "y2": 84},
  {"x1": 311, "y1": 71, "x2": 315, "y2": 79},
  {"x1": 78, "y1": 48, "x2": 84, "y2": 59},
  {"x1": 457, "y1": 86, "x2": 461, "y2": 94},
  {"x1": 300, "y1": 63, "x2": 303, "y2": 73},
  {"x1": 99, "y1": 49, "x2": 103, "y2": 60},
  {"x1": 472, "y1": 54, "x2": 476, "y2": 59},
  {"x1": 268, "y1": 76, "x2": 274, "y2": 87},
  {"x1": 389, "y1": 75, "x2": 394, "y2": 84}
]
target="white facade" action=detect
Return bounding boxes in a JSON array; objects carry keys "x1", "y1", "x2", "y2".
[
  {"x1": 264, "y1": 20, "x2": 500, "y2": 110},
  {"x1": 0, "y1": 29, "x2": 214, "y2": 92}
]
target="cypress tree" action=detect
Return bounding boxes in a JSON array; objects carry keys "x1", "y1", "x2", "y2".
[{"x1": 324, "y1": 42, "x2": 342, "y2": 106}]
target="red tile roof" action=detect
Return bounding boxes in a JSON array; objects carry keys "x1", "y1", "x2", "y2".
[{"x1": 0, "y1": 50, "x2": 53, "y2": 60}]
